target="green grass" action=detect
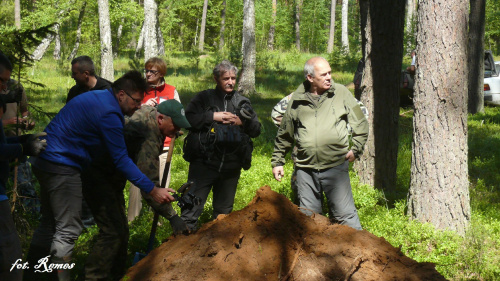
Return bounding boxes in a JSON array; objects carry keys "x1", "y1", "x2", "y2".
[{"x1": 14, "y1": 53, "x2": 500, "y2": 280}]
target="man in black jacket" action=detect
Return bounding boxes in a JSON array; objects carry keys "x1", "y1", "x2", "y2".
[
  {"x1": 66, "y1": 56, "x2": 112, "y2": 103},
  {"x1": 181, "y1": 60, "x2": 261, "y2": 231}
]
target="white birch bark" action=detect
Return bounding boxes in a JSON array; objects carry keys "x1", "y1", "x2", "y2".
[
  {"x1": 341, "y1": 0, "x2": 349, "y2": 52},
  {"x1": 238, "y1": 0, "x2": 256, "y2": 96},
  {"x1": 98, "y1": 0, "x2": 114, "y2": 81},
  {"x1": 144, "y1": 0, "x2": 159, "y2": 61}
]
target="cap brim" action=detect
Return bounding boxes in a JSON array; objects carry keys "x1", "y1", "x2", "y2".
[{"x1": 172, "y1": 116, "x2": 191, "y2": 129}]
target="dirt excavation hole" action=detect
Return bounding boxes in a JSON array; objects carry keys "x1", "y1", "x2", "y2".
[{"x1": 124, "y1": 186, "x2": 446, "y2": 281}]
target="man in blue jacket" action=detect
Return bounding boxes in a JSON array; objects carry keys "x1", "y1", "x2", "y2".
[
  {"x1": 26, "y1": 70, "x2": 176, "y2": 281},
  {"x1": 0, "y1": 53, "x2": 47, "y2": 281}
]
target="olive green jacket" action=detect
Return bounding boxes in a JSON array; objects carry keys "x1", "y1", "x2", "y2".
[{"x1": 271, "y1": 81, "x2": 368, "y2": 170}]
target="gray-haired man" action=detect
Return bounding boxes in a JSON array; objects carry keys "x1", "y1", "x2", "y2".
[
  {"x1": 271, "y1": 57, "x2": 368, "y2": 230},
  {"x1": 181, "y1": 60, "x2": 261, "y2": 231}
]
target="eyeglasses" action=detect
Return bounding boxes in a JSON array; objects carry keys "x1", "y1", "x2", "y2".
[
  {"x1": 123, "y1": 90, "x2": 142, "y2": 105},
  {"x1": 144, "y1": 69, "x2": 159, "y2": 75}
]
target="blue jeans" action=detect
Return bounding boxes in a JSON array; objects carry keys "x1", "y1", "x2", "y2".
[{"x1": 296, "y1": 161, "x2": 362, "y2": 230}]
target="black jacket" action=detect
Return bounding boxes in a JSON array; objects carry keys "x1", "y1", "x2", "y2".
[
  {"x1": 66, "y1": 76, "x2": 112, "y2": 103},
  {"x1": 183, "y1": 88, "x2": 261, "y2": 171}
]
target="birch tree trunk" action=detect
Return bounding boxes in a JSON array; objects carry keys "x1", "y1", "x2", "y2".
[
  {"x1": 157, "y1": 16, "x2": 165, "y2": 56},
  {"x1": 32, "y1": 31, "x2": 55, "y2": 61},
  {"x1": 467, "y1": 0, "x2": 486, "y2": 114},
  {"x1": 135, "y1": 23, "x2": 145, "y2": 58},
  {"x1": 144, "y1": 0, "x2": 159, "y2": 61},
  {"x1": 15, "y1": 0, "x2": 21, "y2": 28},
  {"x1": 295, "y1": 0, "x2": 302, "y2": 51},
  {"x1": 68, "y1": 2, "x2": 87, "y2": 61},
  {"x1": 115, "y1": 23, "x2": 123, "y2": 57},
  {"x1": 199, "y1": 0, "x2": 208, "y2": 52},
  {"x1": 341, "y1": 0, "x2": 349, "y2": 52},
  {"x1": 354, "y1": 0, "x2": 405, "y2": 193},
  {"x1": 327, "y1": 0, "x2": 336, "y2": 53},
  {"x1": 238, "y1": 0, "x2": 256, "y2": 96},
  {"x1": 97, "y1": 0, "x2": 114, "y2": 81},
  {"x1": 408, "y1": 0, "x2": 470, "y2": 236},
  {"x1": 53, "y1": 23, "x2": 61, "y2": 60},
  {"x1": 219, "y1": 0, "x2": 226, "y2": 49},
  {"x1": 267, "y1": 0, "x2": 277, "y2": 50}
]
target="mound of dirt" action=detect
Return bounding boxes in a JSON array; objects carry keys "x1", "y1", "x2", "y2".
[{"x1": 124, "y1": 186, "x2": 446, "y2": 281}]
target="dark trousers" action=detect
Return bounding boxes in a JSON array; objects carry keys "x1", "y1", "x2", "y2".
[
  {"x1": 82, "y1": 168, "x2": 128, "y2": 281},
  {"x1": 26, "y1": 167, "x2": 83, "y2": 280},
  {"x1": 180, "y1": 161, "x2": 241, "y2": 230},
  {"x1": 296, "y1": 161, "x2": 362, "y2": 230},
  {"x1": 0, "y1": 200, "x2": 23, "y2": 281}
]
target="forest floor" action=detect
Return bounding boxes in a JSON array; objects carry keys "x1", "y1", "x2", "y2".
[{"x1": 123, "y1": 186, "x2": 446, "y2": 281}]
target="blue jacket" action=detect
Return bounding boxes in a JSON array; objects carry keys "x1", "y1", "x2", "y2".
[
  {"x1": 0, "y1": 122, "x2": 23, "y2": 201},
  {"x1": 37, "y1": 89, "x2": 155, "y2": 193}
]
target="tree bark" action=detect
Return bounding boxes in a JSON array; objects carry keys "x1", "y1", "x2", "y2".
[
  {"x1": 68, "y1": 2, "x2": 87, "y2": 61},
  {"x1": 327, "y1": 0, "x2": 336, "y2": 54},
  {"x1": 97, "y1": 0, "x2": 114, "y2": 81},
  {"x1": 341, "y1": 0, "x2": 349, "y2": 52},
  {"x1": 295, "y1": 0, "x2": 302, "y2": 51},
  {"x1": 408, "y1": 0, "x2": 470, "y2": 236},
  {"x1": 144, "y1": 0, "x2": 159, "y2": 61},
  {"x1": 32, "y1": 31, "x2": 55, "y2": 61},
  {"x1": 267, "y1": 0, "x2": 277, "y2": 50},
  {"x1": 238, "y1": 0, "x2": 256, "y2": 96},
  {"x1": 467, "y1": 0, "x2": 486, "y2": 114},
  {"x1": 354, "y1": 0, "x2": 405, "y2": 194},
  {"x1": 135, "y1": 22, "x2": 145, "y2": 58},
  {"x1": 219, "y1": 0, "x2": 226, "y2": 49},
  {"x1": 157, "y1": 15, "x2": 165, "y2": 56},
  {"x1": 15, "y1": 0, "x2": 21, "y2": 29},
  {"x1": 199, "y1": 0, "x2": 208, "y2": 52},
  {"x1": 53, "y1": 23, "x2": 61, "y2": 60},
  {"x1": 115, "y1": 23, "x2": 123, "y2": 57}
]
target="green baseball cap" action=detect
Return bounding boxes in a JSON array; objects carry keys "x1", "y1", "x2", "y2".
[{"x1": 157, "y1": 100, "x2": 191, "y2": 128}]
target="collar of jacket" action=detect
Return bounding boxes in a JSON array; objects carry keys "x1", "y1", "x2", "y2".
[
  {"x1": 148, "y1": 80, "x2": 166, "y2": 92},
  {"x1": 293, "y1": 81, "x2": 337, "y2": 101},
  {"x1": 214, "y1": 86, "x2": 236, "y2": 100}
]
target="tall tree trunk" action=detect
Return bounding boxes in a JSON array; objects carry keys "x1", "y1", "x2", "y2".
[
  {"x1": 97, "y1": 0, "x2": 114, "y2": 81},
  {"x1": 327, "y1": 0, "x2": 336, "y2": 53},
  {"x1": 405, "y1": 0, "x2": 416, "y2": 53},
  {"x1": 267, "y1": 0, "x2": 277, "y2": 50},
  {"x1": 408, "y1": 0, "x2": 470, "y2": 236},
  {"x1": 144, "y1": 0, "x2": 159, "y2": 61},
  {"x1": 53, "y1": 23, "x2": 61, "y2": 60},
  {"x1": 157, "y1": 15, "x2": 165, "y2": 56},
  {"x1": 354, "y1": 0, "x2": 405, "y2": 193},
  {"x1": 295, "y1": 0, "x2": 302, "y2": 51},
  {"x1": 468, "y1": 0, "x2": 486, "y2": 114},
  {"x1": 68, "y1": 2, "x2": 87, "y2": 61},
  {"x1": 199, "y1": 0, "x2": 208, "y2": 52},
  {"x1": 135, "y1": 22, "x2": 145, "y2": 58},
  {"x1": 115, "y1": 23, "x2": 123, "y2": 57},
  {"x1": 238, "y1": 0, "x2": 256, "y2": 96},
  {"x1": 341, "y1": 0, "x2": 349, "y2": 52},
  {"x1": 219, "y1": 0, "x2": 226, "y2": 50},
  {"x1": 194, "y1": 18, "x2": 199, "y2": 48},
  {"x1": 14, "y1": 0, "x2": 21, "y2": 28}
]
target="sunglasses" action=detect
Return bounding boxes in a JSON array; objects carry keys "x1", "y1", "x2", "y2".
[{"x1": 144, "y1": 69, "x2": 159, "y2": 75}]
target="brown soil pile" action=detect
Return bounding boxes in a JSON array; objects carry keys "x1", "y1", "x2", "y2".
[{"x1": 124, "y1": 186, "x2": 446, "y2": 281}]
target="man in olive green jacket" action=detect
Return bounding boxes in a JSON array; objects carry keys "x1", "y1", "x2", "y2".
[{"x1": 271, "y1": 57, "x2": 368, "y2": 230}]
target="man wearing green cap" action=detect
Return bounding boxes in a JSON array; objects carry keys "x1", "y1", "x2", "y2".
[
  {"x1": 82, "y1": 100, "x2": 190, "y2": 280},
  {"x1": 123, "y1": 100, "x2": 191, "y2": 233}
]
